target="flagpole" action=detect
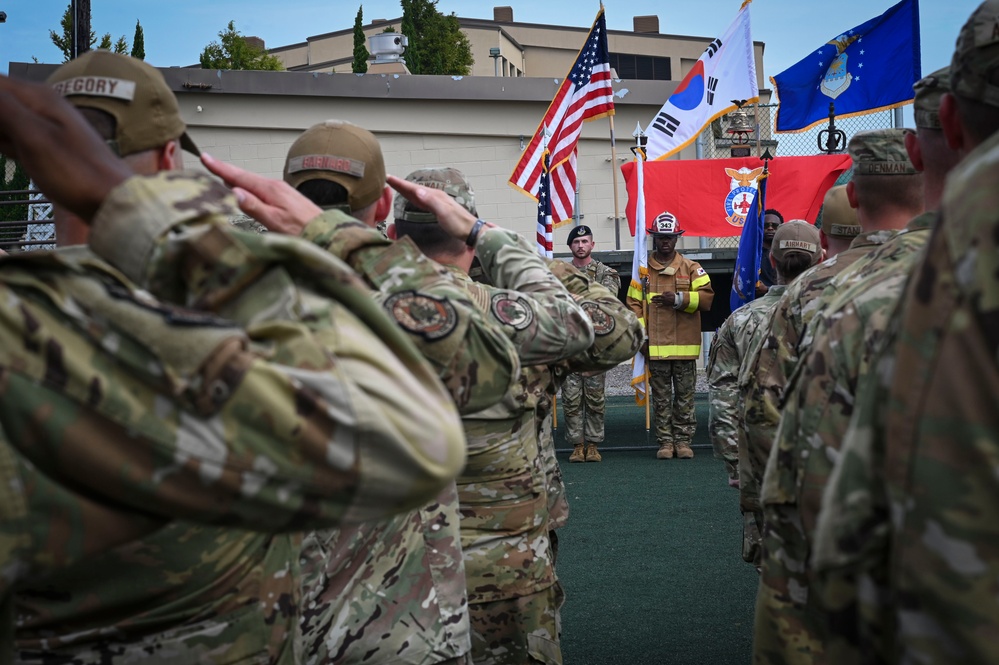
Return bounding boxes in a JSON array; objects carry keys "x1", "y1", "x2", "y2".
[
  {"x1": 609, "y1": 115, "x2": 621, "y2": 249},
  {"x1": 632, "y1": 125, "x2": 652, "y2": 439}
]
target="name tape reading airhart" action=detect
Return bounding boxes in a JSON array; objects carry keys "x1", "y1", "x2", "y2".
[
  {"x1": 778, "y1": 239, "x2": 818, "y2": 252},
  {"x1": 286, "y1": 155, "x2": 366, "y2": 178},
  {"x1": 52, "y1": 76, "x2": 137, "y2": 101}
]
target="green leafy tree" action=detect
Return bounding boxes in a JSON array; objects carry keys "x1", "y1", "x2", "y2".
[
  {"x1": 50, "y1": 3, "x2": 96, "y2": 62},
  {"x1": 97, "y1": 33, "x2": 129, "y2": 53},
  {"x1": 352, "y1": 6, "x2": 369, "y2": 73},
  {"x1": 131, "y1": 20, "x2": 145, "y2": 60},
  {"x1": 0, "y1": 156, "x2": 31, "y2": 245},
  {"x1": 399, "y1": 0, "x2": 472, "y2": 76},
  {"x1": 199, "y1": 21, "x2": 284, "y2": 71}
]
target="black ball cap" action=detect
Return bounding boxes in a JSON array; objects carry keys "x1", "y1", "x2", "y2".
[{"x1": 566, "y1": 225, "x2": 593, "y2": 246}]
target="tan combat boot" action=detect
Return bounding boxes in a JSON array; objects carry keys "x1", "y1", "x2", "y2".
[
  {"x1": 656, "y1": 443, "x2": 674, "y2": 459},
  {"x1": 569, "y1": 444, "x2": 586, "y2": 463},
  {"x1": 676, "y1": 443, "x2": 694, "y2": 459},
  {"x1": 585, "y1": 444, "x2": 602, "y2": 462}
]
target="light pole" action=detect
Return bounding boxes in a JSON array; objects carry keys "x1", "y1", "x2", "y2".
[{"x1": 489, "y1": 47, "x2": 501, "y2": 77}]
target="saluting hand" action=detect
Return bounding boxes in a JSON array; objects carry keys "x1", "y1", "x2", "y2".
[
  {"x1": 386, "y1": 174, "x2": 479, "y2": 241},
  {"x1": 201, "y1": 153, "x2": 322, "y2": 236}
]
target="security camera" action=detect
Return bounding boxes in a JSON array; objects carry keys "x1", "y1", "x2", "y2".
[{"x1": 0, "y1": 12, "x2": 8, "y2": 23}]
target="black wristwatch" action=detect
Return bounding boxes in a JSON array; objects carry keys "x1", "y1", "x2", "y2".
[{"x1": 466, "y1": 218, "x2": 487, "y2": 247}]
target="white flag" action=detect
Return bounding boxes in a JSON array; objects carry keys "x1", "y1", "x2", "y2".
[
  {"x1": 646, "y1": 2, "x2": 758, "y2": 161},
  {"x1": 628, "y1": 155, "x2": 649, "y2": 406}
]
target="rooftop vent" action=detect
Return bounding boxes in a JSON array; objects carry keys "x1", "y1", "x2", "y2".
[
  {"x1": 633, "y1": 15, "x2": 659, "y2": 34},
  {"x1": 245, "y1": 36, "x2": 265, "y2": 51},
  {"x1": 369, "y1": 32, "x2": 409, "y2": 64}
]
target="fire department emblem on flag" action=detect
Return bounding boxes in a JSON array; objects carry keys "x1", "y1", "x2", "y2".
[{"x1": 723, "y1": 167, "x2": 763, "y2": 227}]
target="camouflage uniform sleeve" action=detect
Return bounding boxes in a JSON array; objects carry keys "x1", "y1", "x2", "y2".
[
  {"x1": 63, "y1": 173, "x2": 466, "y2": 527},
  {"x1": 547, "y1": 259, "x2": 643, "y2": 372},
  {"x1": 598, "y1": 262, "x2": 622, "y2": 295},
  {"x1": 809, "y1": 337, "x2": 897, "y2": 664},
  {"x1": 0, "y1": 429, "x2": 163, "y2": 600},
  {"x1": 469, "y1": 227, "x2": 594, "y2": 364},
  {"x1": 296, "y1": 213, "x2": 521, "y2": 414},
  {"x1": 706, "y1": 318, "x2": 741, "y2": 482}
]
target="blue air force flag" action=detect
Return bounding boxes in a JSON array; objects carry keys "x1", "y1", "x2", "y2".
[
  {"x1": 772, "y1": 0, "x2": 921, "y2": 133},
  {"x1": 730, "y1": 170, "x2": 767, "y2": 312},
  {"x1": 645, "y1": 2, "x2": 758, "y2": 160}
]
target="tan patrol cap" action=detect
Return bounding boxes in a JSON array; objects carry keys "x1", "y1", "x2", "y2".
[
  {"x1": 283, "y1": 120, "x2": 386, "y2": 211},
  {"x1": 913, "y1": 67, "x2": 950, "y2": 129},
  {"x1": 951, "y1": 0, "x2": 999, "y2": 108},
  {"x1": 394, "y1": 167, "x2": 477, "y2": 223},
  {"x1": 820, "y1": 185, "x2": 861, "y2": 238},
  {"x1": 48, "y1": 50, "x2": 198, "y2": 157},
  {"x1": 771, "y1": 219, "x2": 821, "y2": 264},
  {"x1": 848, "y1": 129, "x2": 918, "y2": 176}
]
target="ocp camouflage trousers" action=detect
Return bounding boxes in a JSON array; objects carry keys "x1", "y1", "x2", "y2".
[
  {"x1": 469, "y1": 585, "x2": 563, "y2": 665},
  {"x1": 649, "y1": 359, "x2": 697, "y2": 447},
  {"x1": 561, "y1": 372, "x2": 606, "y2": 445}
]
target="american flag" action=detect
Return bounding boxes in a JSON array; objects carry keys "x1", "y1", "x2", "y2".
[
  {"x1": 510, "y1": 8, "x2": 615, "y2": 237},
  {"x1": 537, "y1": 151, "x2": 554, "y2": 257}
]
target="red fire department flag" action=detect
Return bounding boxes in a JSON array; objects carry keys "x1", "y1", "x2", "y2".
[{"x1": 622, "y1": 154, "x2": 852, "y2": 237}]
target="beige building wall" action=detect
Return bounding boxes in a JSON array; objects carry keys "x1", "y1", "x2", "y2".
[
  {"x1": 163, "y1": 79, "x2": 692, "y2": 254},
  {"x1": 268, "y1": 13, "x2": 766, "y2": 90}
]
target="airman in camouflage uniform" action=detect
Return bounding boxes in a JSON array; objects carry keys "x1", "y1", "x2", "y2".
[
  {"x1": 0, "y1": 74, "x2": 466, "y2": 664},
  {"x1": 750, "y1": 130, "x2": 924, "y2": 665},
  {"x1": 277, "y1": 121, "x2": 527, "y2": 665},
  {"x1": 813, "y1": 7, "x2": 999, "y2": 662},
  {"x1": 533, "y1": 258, "x2": 644, "y2": 636},
  {"x1": 710, "y1": 221, "x2": 822, "y2": 567},
  {"x1": 758, "y1": 68, "x2": 956, "y2": 665},
  {"x1": 393, "y1": 167, "x2": 597, "y2": 665},
  {"x1": 561, "y1": 224, "x2": 622, "y2": 463},
  {"x1": 708, "y1": 300, "x2": 772, "y2": 486}
]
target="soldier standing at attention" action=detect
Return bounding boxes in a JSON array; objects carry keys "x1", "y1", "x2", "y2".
[
  {"x1": 748, "y1": 129, "x2": 923, "y2": 665},
  {"x1": 814, "y1": 4, "x2": 999, "y2": 661},
  {"x1": 707, "y1": 220, "x2": 822, "y2": 566},
  {"x1": 627, "y1": 211, "x2": 713, "y2": 460},
  {"x1": 763, "y1": 68, "x2": 958, "y2": 664},
  {"x1": 563, "y1": 224, "x2": 621, "y2": 463},
  {"x1": 756, "y1": 209, "x2": 784, "y2": 295}
]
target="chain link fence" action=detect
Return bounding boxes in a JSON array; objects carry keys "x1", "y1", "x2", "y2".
[
  {"x1": 2, "y1": 156, "x2": 55, "y2": 252},
  {"x1": 699, "y1": 103, "x2": 894, "y2": 248}
]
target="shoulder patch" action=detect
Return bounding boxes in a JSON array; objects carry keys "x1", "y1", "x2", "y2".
[
  {"x1": 490, "y1": 293, "x2": 535, "y2": 331},
  {"x1": 384, "y1": 291, "x2": 458, "y2": 340},
  {"x1": 696, "y1": 267, "x2": 706, "y2": 276},
  {"x1": 582, "y1": 301, "x2": 616, "y2": 336}
]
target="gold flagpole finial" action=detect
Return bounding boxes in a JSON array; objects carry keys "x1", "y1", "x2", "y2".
[{"x1": 740, "y1": 0, "x2": 754, "y2": 9}]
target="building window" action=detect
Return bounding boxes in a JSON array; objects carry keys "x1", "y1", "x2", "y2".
[{"x1": 609, "y1": 53, "x2": 671, "y2": 81}]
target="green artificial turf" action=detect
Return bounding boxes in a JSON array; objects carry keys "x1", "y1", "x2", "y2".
[{"x1": 554, "y1": 396, "x2": 757, "y2": 664}]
